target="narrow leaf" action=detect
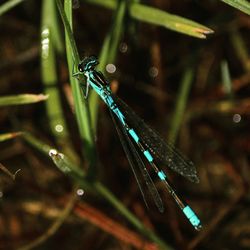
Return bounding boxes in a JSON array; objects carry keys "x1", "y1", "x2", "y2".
[
  {"x1": 86, "y1": 0, "x2": 214, "y2": 38},
  {"x1": 169, "y1": 68, "x2": 194, "y2": 143},
  {"x1": 221, "y1": 60, "x2": 233, "y2": 96},
  {"x1": 221, "y1": 0, "x2": 250, "y2": 16},
  {"x1": 0, "y1": 0, "x2": 25, "y2": 16},
  {"x1": 130, "y1": 4, "x2": 214, "y2": 39},
  {"x1": 0, "y1": 94, "x2": 48, "y2": 107},
  {"x1": 0, "y1": 132, "x2": 22, "y2": 141}
]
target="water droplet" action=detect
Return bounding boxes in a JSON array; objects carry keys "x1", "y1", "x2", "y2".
[
  {"x1": 55, "y1": 124, "x2": 64, "y2": 133},
  {"x1": 41, "y1": 28, "x2": 50, "y2": 59},
  {"x1": 233, "y1": 114, "x2": 241, "y2": 123},
  {"x1": 41, "y1": 28, "x2": 49, "y2": 36},
  {"x1": 149, "y1": 67, "x2": 158, "y2": 78},
  {"x1": 49, "y1": 149, "x2": 58, "y2": 157},
  {"x1": 77, "y1": 189, "x2": 84, "y2": 196},
  {"x1": 41, "y1": 38, "x2": 49, "y2": 45},
  {"x1": 106, "y1": 64, "x2": 116, "y2": 74}
]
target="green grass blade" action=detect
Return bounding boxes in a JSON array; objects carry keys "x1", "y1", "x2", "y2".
[
  {"x1": 0, "y1": 0, "x2": 25, "y2": 16},
  {"x1": 169, "y1": 68, "x2": 194, "y2": 143},
  {"x1": 47, "y1": 0, "x2": 64, "y2": 53},
  {"x1": 106, "y1": 0, "x2": 126, "y2": 63},
  {"x1": 23, "y1": 132, "x2": 52, "y2": 154},
  {"x1": 41, "y1": 0, "x2": 68, "y2": 138},
  {"x1": 41, "y1": 0, "x2": 80, "y2": 164},
  {"x1": 220, "y1": 0, "x2": 250, "y2": 15},
  {"x1": 64, "y1": 0, "x2": 94, "y2": 141},
  {"x1": 221, "y1": 60, "x2": 233, "y2": 96},
  {"x1": 57, "y1": 0, "x2": 80, "y2": 61},
  {"x1": 130, "y1": 4, "x2": 214, "y2": 39},
  {"x1": 56, "y1": 0, "x2": 95, "y2": 166},
  {"x1": 0, "y1": 132, "x2": 22, "y2": 142},
  {"x1": 56, "y1": 0, "x2": 93, "y2": 148},
  {"x1": 0, "y1": 94, "x2": 48, "y2": 107},
  {"x1": 86, "y1": 0, "x2": 116, "y2": 9},
  {"x1": 230, "y1": 29, "x2": 250, "y2": 71},
  {"x1": 86, "y1": 0, "x2": 214, "y2": 38}
]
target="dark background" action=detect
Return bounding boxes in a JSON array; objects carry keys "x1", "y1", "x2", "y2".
[{"x1": 1, "y1": 0, "x2": 250, "y2": 249}]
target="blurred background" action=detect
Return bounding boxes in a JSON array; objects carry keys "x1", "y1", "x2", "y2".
[{"x1": 1, "y1": 0, "x2": 250, "y2": 249}]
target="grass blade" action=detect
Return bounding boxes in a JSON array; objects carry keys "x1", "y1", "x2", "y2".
[
  {"x1": 221, "y1": 60, "x2": 233, "y2": 97},
  {"x1": 130, "y1": 4, "x2": 214, "y2": 39},
  {"x1": 41, "y1": 0, "x2": 69, "y2": 140},
  {"x1": 56, "y1": 0, "x2": 96, "y2": 167},
  {"x1": 220, "y1": 0, "x2": 250, "y2": 15},
  {"x1": 0, "y1": 132, "x2": 22, "y2": 141},
  {"x1": 169, "y1": 68, "x2": 194, "y2": 143},
  {"x1": 230, "y1": 29, "x2": 250, "y2": 71},
  {"x1": 0, "y1": 0, "x2": 25, "y2": 16},
  {"x1": 0, "y1": 94, "x2": 48, "y2": 107},
  {"x1": 63, "y1": 0, "x2": 94, "y2": 137},
  {"x1": 86, "y1": 0, "x2": 213, "y2": 38}
]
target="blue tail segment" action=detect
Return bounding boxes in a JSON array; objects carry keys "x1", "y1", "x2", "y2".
[
  {"x1": 129, "y1": 129, "x2": 139, "y2": 143},
  {"x1": 158, "y1": 170, "x2": 201, "y2": 230},
  {"x1": 75, "y1": 56, "x2": 202, "y2": 230},
  {"x1": 158, "y1": 170, "x2": 167, "y2": 180},
  {"x1": 183, "y1": 205, "x2": 202, "y2": 230},
  {"x1": 143, "y1": 150, "x2": 153, "y2": 162}
]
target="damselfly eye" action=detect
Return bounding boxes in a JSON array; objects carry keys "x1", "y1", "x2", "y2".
[{"x1": 78, "y1": 64, "x2": 84, "y2": 72}]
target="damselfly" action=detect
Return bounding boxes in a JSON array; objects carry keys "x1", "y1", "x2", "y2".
[{"x1": 73, "y1": 56, "x2": 202, "y2": 230}]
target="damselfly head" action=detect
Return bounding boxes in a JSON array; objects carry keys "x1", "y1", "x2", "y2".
[{"x1": 78, "y1": 55, "x2": 99, "y2": 73}]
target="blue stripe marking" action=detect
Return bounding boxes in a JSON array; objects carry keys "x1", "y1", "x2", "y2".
[
  {"x1": 89, "y1": 78, "x2": 102, "y2": 96},
  {"x1": 183, "y1": 205, "x2": 200, "y2": 227},
  {"x1": 129, "y1": 129, "x2": 139, "y2": 143},
  {"x1": 144, "y1": 150, "x2": 153, "y2": 162},
  {"x1": 113, "y1": 108, "x2": 126, "y2": 125},
  {"x1": 116, "y1": 109, "x2": 125, "y2": 125},
  {"x1": 106, "y1": 95, "x2": 114, "y2": 106},
  {"x1": 158, "y1": 171, "x2": 166, "y2": 180}
]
